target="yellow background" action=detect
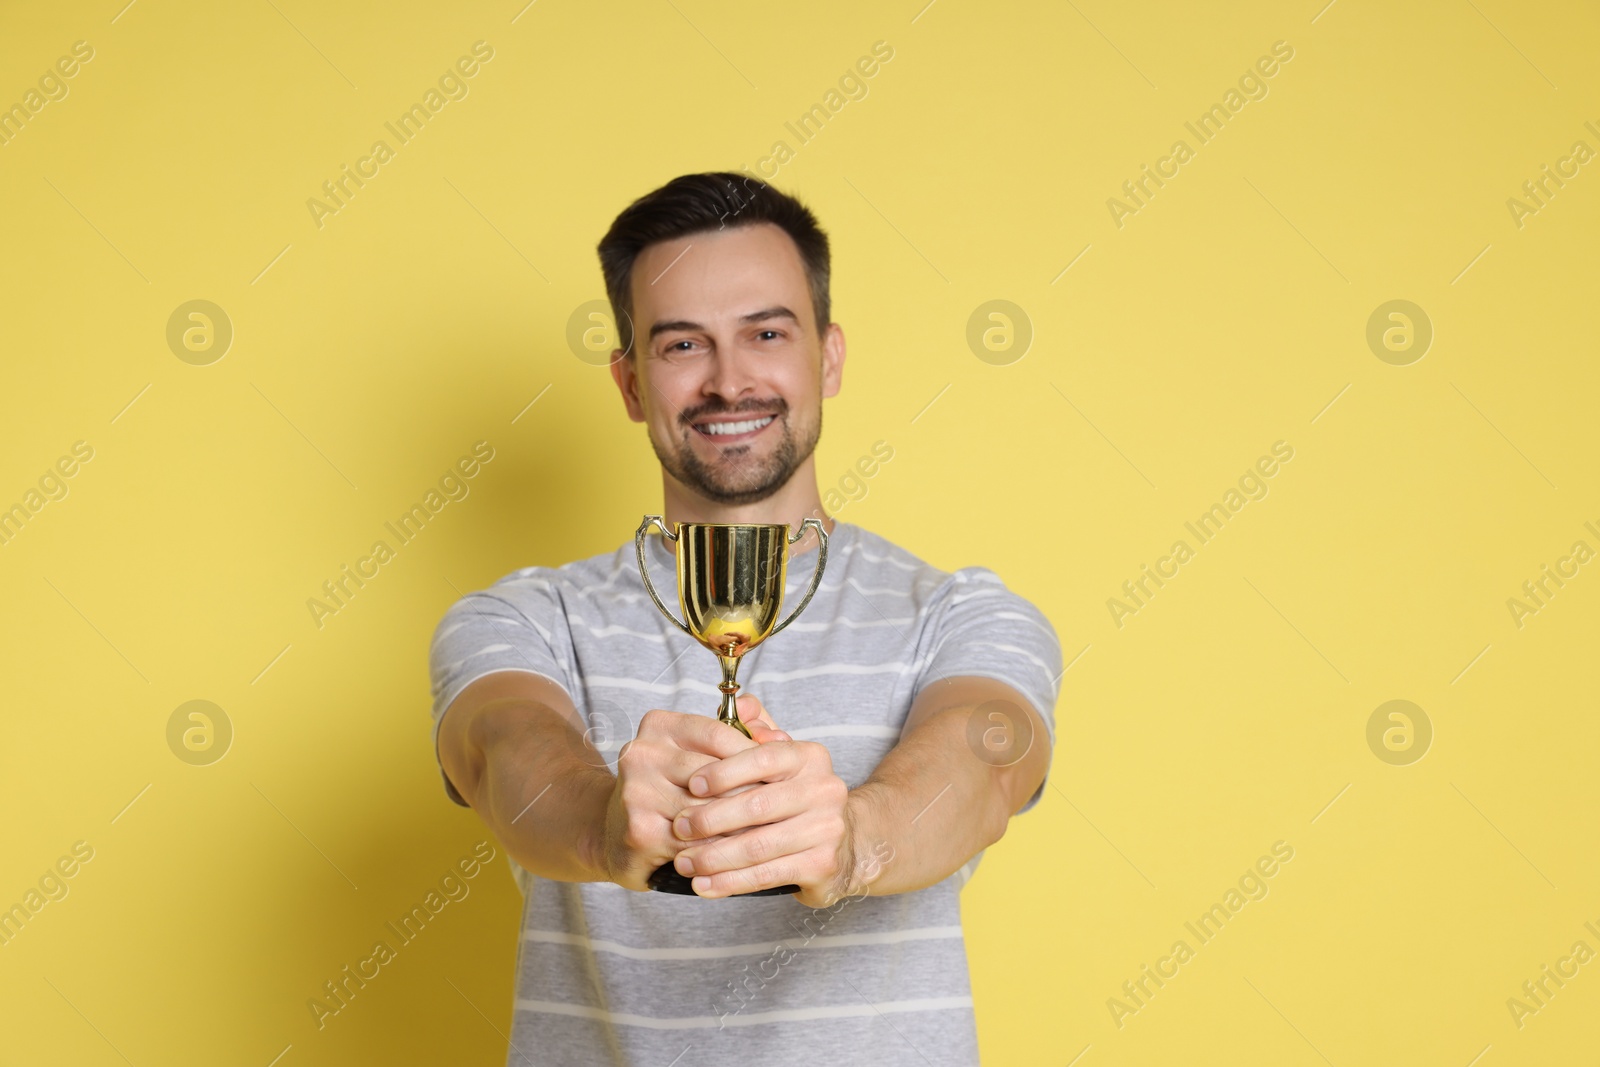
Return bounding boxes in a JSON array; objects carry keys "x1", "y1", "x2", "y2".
[{"x1": 2, "y1": 0, "x2": 1596, "y2": 1063}]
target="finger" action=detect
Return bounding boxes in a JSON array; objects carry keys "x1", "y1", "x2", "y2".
[
  {"x1": 745, "y1": 723, "x2": 790, "y2": 745},
  {"x1": 632, "y1": 822, "x2": 732, "y2": 879},
  {"x1": 690, "y1": 845, "x2": 830, "y2": 899},
  {"x1": 644, "y1": 708, "x2": 759, "y2": 759},
  {"x1": 686, "y1": 740, "x2": 803, "y2": 798},
  {"x1": 674, "y1": 780, "x2": 806, "y2": 840},
  {"x1": 614, "y1": 746, "x2": 717, "y2": 827},
  {"x1": 670, "y1": 828, "x2": 737, "y2": 859},
  {"x1": 735, "y1": 693, "x2": 778, "y2": 732},
  {"x1": 651, "y1": 781, "x2": 761, "y2": 840},
  {"x1": 653, "y1": 748, "x2": 723, "y2": 790},
  {"x1": 675, "y1": 814, "x2": 818, "y2": 877}
]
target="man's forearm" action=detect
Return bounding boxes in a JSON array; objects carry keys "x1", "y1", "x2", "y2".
[
  {"x1": 845, "y1": 700, "x2": 1041, "y2": 898},
  {"x1": 463, "y1": 699, "x2": 614, "y2": 883}
]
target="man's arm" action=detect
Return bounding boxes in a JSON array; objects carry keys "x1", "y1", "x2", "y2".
[
  {"x1": 668, "y1": 675, "x2": 1051, "y2": 903},
  {"x1": 436, "y1": 669, "x2": 784, "y2": 890},
  {"x1": 435, "y1": 670, "x2": 614, "y2": 882},
  {"x1": 846, "y1": 675, "x2": 1049, "y2": 896}
]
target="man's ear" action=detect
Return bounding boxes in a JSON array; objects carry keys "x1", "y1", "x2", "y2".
[
  {"x1": 820, "y1": 322, "x2": 845, "y2": 399},
  {"x1": 610, "y1": 352, "x2": 647, "y2": 422}
]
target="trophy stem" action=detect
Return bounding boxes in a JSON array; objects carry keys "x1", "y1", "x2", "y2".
[{"x1": 715, "y1": 652, "x2": 752, "y2": 738}]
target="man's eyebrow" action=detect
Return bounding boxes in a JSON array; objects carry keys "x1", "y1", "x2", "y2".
[{"x1": 647, "y1": 306, "x2": 801, "y2": 341}]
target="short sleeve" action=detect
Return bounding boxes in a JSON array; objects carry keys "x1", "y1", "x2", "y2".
[
  {"x1": 427, "y1": 571, "x2": 576, "y2": 806},
  {"x1": 911, "y1": 567, "x2": 1062, "y2": 816}
]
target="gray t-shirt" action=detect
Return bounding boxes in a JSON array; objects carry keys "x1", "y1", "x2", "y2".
[{"x1": 428, "y1": 520, "x2": 1061, "y2": 1066}]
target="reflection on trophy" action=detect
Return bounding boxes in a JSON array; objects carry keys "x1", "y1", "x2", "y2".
[{"x1": 634, "y1": 516, "x2": 829, "y2": 896}]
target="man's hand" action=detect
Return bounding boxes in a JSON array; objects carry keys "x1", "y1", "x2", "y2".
[
  {"x1": 599, "y1": 697, "x2": 784, "y2": 891},
  {"x1": 668, "y1": 694, "x2": 859, "y2": 907}
]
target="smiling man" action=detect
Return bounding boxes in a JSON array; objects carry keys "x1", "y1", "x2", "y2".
[{"x1": 429, "y1": 172, "x2": 1062, "y2": 1066}]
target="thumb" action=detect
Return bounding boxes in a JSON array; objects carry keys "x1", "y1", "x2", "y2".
[{"x1": 735, "y1": 694, "x2": 785, "y2": 738}]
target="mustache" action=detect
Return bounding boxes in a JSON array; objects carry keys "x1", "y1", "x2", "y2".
[{"x1": 682, "y1": 399, "x2": 787, "y2": 426}]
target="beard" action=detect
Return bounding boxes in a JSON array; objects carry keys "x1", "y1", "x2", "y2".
[{"x1": 650, "y1": 397, "x2": 820, "y2": 506}]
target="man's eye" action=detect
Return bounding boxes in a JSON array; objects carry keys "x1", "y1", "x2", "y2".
[{"x1": 757, "y1": 330, "x2": 780, "y2": 341}]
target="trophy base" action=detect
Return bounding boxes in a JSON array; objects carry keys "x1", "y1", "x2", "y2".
[{"x1": 647, "y1": 860, "x2": 801, "y2": 897}]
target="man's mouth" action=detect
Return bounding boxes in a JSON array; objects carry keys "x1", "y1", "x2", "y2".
[{"x1": 692, "y1": 414, "x2": 777, "y2": 440}]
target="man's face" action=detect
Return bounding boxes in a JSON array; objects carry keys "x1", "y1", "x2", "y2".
[{"x1": 611, "y1": 222, "x2": 844, "y2": 506}]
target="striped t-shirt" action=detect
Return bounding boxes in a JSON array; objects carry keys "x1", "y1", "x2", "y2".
[{"x1": 428, "y1": 519, "x2": 1062, "y2": 1066}]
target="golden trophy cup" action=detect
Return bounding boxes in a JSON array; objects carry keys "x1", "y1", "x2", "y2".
[{"x1": 634, "y1": 515, "x2": 829, "y2": 896}]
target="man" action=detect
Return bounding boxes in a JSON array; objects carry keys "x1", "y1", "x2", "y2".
[{"x1": 429, "y1": 172, "x2": 1062, "y2": 1066}]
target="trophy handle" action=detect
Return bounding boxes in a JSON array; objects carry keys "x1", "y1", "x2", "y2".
[
  {"x1": 768, "y1": 518, "x2": 829, "y2": 639},
  {"x1": 635, "y1": 515, "x2": 694, "y2": 639}
]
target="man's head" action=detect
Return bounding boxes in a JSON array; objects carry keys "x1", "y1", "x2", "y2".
[{"x1": 598, "y1": 173, "x2": 844, "y2": 507}]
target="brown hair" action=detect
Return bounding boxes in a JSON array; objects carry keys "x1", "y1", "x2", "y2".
[{"x1": 596, "y1": 172, "x2": 832, "y2": 358}]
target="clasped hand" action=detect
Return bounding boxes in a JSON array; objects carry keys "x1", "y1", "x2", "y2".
[{"x1": 601, "y1": 694, "x2": 856, "y2": 907}]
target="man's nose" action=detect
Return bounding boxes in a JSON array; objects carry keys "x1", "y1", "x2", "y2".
[{"x1": 703, "y1": 343, "x2": 756, "y2": 400}]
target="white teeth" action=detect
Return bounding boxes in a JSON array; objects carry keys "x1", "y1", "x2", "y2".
[{"x1": 702, "y1": 415, "x2": 774, "y2": 436}]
